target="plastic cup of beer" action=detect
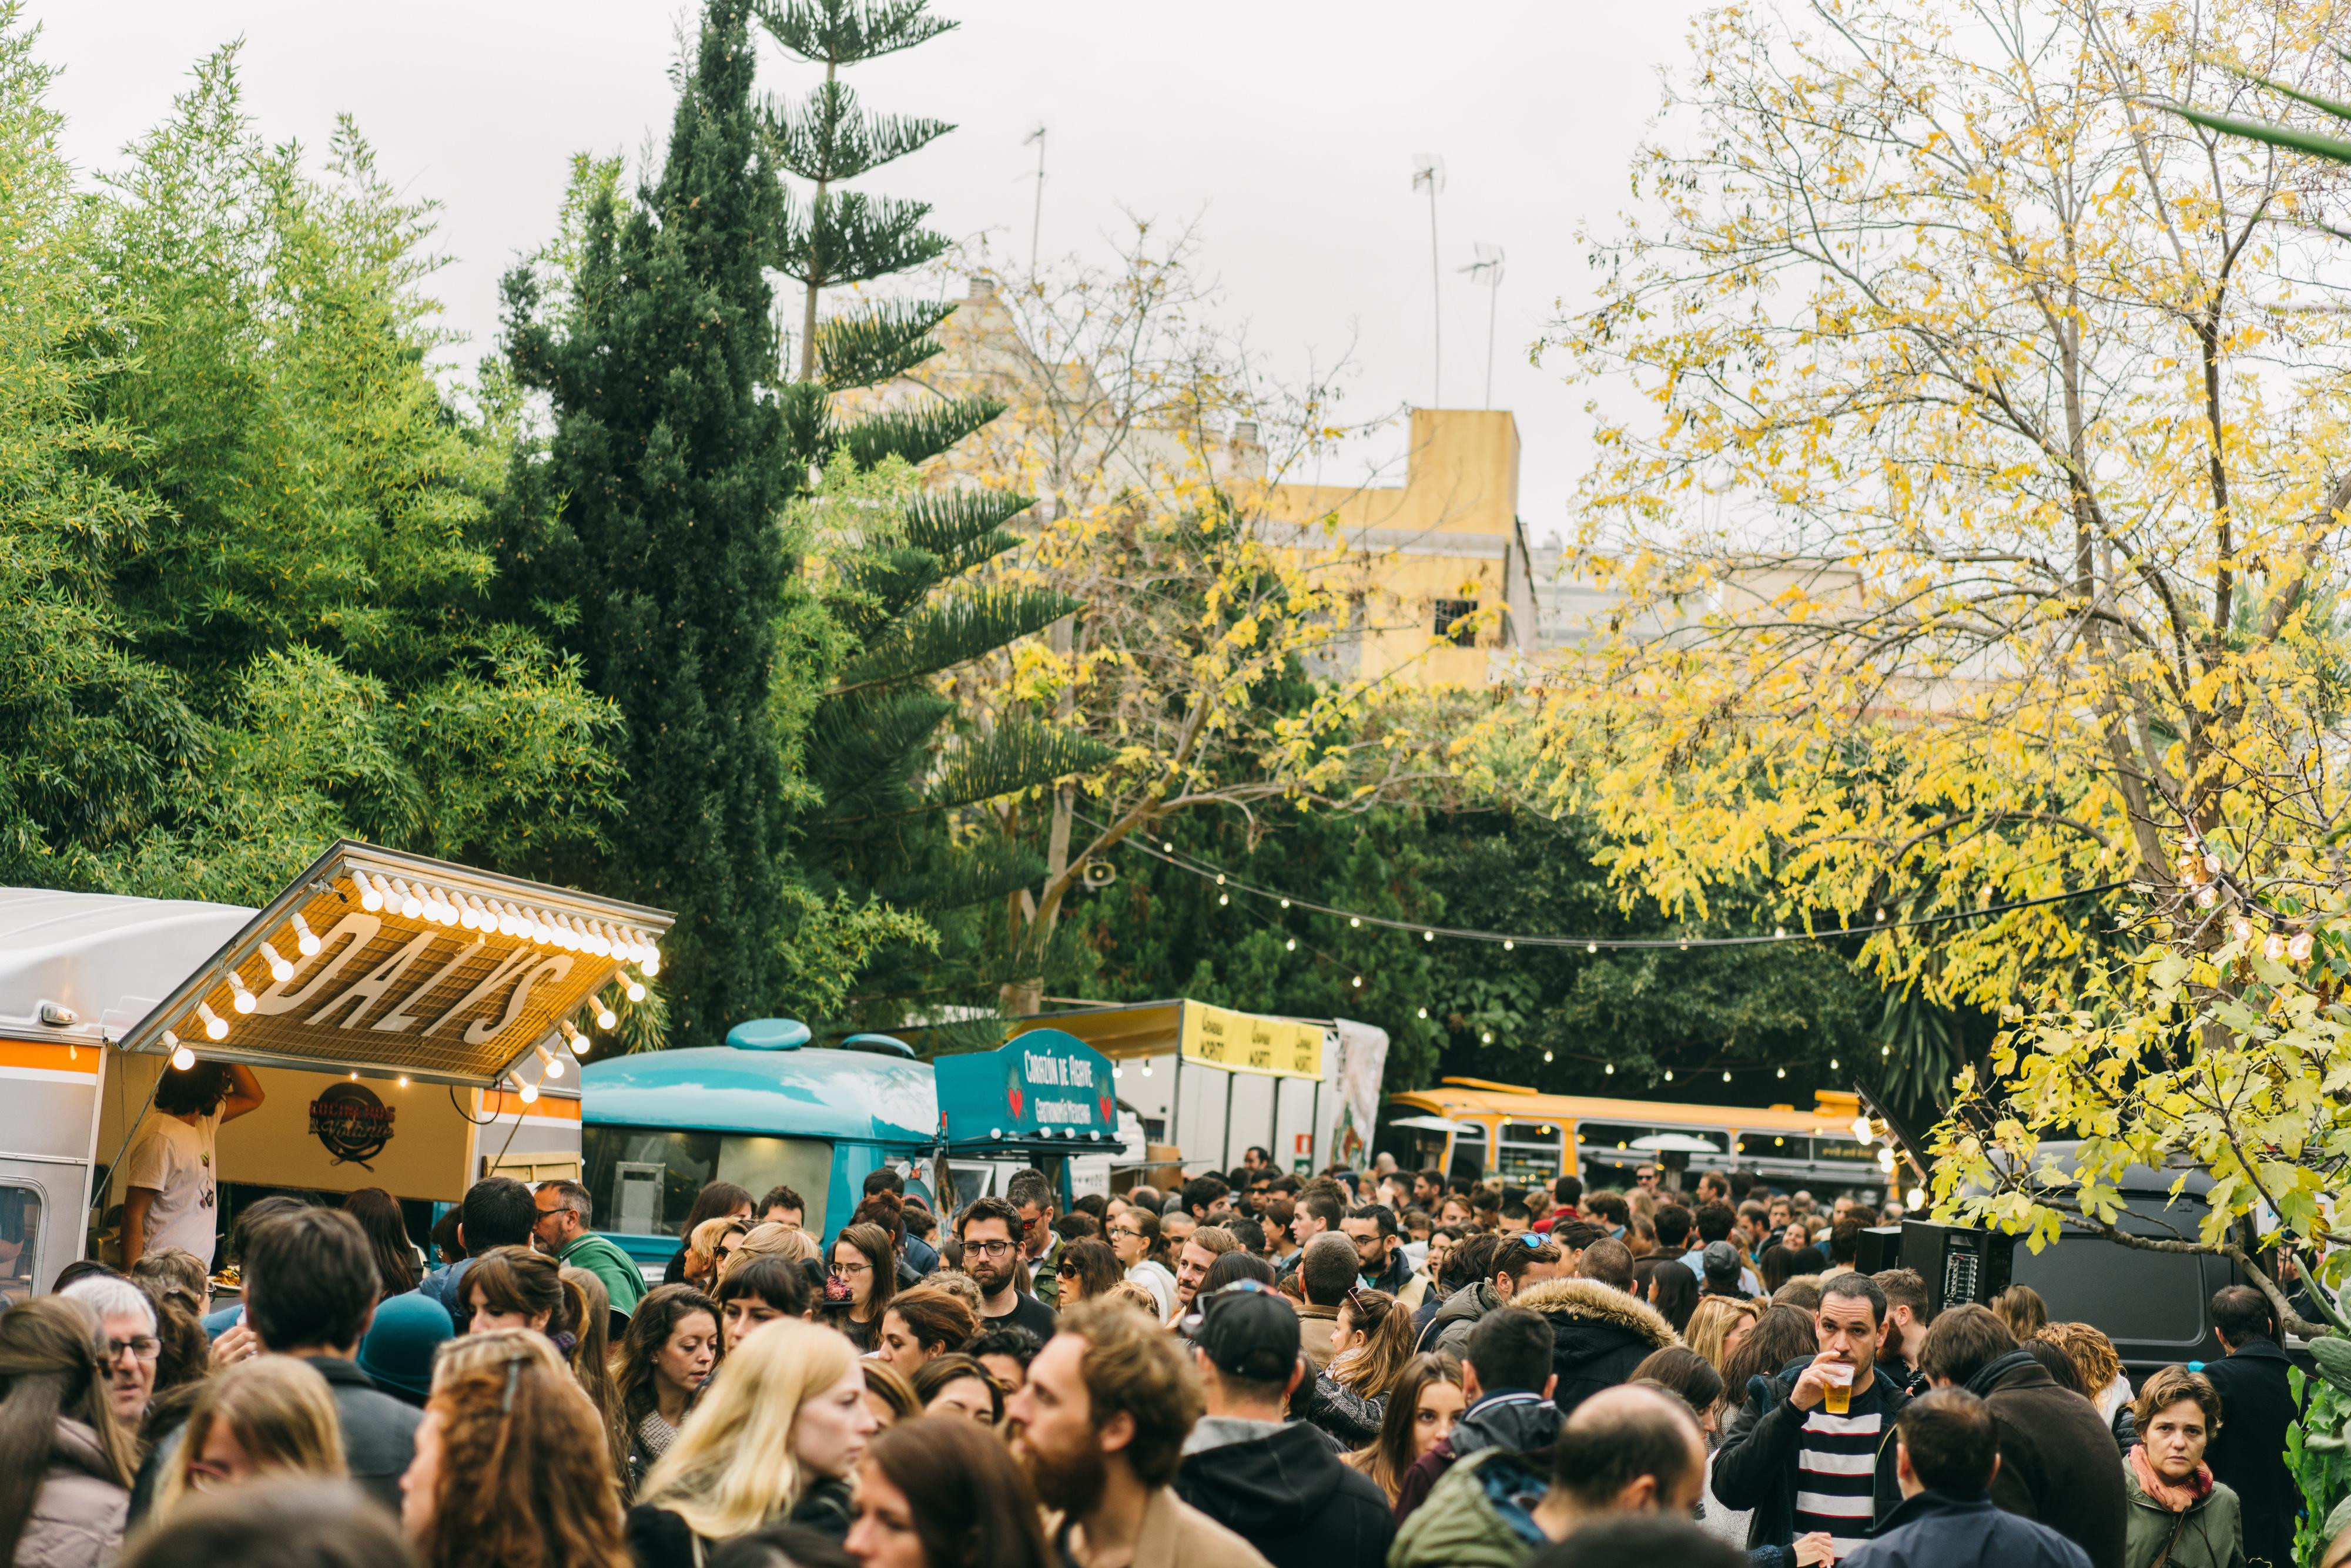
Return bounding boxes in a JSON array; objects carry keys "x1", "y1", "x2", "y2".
[{"x1": 1821, "y1": 1361, "x2": 1854, "y2": 1415}]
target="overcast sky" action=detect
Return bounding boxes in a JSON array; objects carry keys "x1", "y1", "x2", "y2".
[{"x1": 29, "y1": 0, "x2": 1702, "y2": 541}]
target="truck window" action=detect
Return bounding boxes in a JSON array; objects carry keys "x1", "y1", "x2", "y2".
[
  {"x1": 0, "y1": 1183, "x2": 38, "y2": 1305},
  {"x1": 583, "y1": 1127, "x2": 834, "y2": 1237}
]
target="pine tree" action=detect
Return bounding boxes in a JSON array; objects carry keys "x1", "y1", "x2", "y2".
[
  {"x1": 500, "y1": 0, "x2": 791, "y2": 1044},
  {"x1": 755, "y1": 0, "x2": 1111, "y2": 1021}
]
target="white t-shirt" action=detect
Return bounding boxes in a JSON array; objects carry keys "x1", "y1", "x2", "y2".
[{"x1": 123, "y1": 1112, "x2": 222, "y2": 1268}]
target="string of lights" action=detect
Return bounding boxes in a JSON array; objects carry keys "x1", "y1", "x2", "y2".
[{"x1": 1079, "y1": 812, "x2": 2130, "y2": 953}]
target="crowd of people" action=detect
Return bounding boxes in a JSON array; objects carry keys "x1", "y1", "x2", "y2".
[{"x1": 0, "y1": 1125, "x2": 2322, "y2": 1568}]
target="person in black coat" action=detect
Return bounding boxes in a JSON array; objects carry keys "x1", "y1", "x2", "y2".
[
  {"x1": 1918, "y1": 1305, "x2": 2128, "y2": 1568},
  {"x1": 1173, "y1": 1289, "x2": 1394, "y2": 1568},
  {"x1": 1844, "y1": 1386, "x2": 2091, "y2": 1568},
  {"x1": 2201, "y1": 1287, "x2": 2299, "y2": 1568}
]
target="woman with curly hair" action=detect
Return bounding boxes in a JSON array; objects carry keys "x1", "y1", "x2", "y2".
[
  {"x1": 611, "y1": 1285, "x2": 721, "y2": 1499},
  {"x1": 2041, "y1": 1321, "x2": 2135, "y2": 1449},
  {"x1": 400, "y1": 1331, "x2": 629, "y2": 1568}
]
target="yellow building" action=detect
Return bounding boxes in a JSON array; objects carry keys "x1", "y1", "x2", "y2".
[{"x1": 897, "y1": 277, "x2": 1546, "y2": 691}]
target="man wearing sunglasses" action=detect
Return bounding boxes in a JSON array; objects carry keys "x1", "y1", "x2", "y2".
[{"x1": 1006, "y1": 1168, "x2": 1064, "y2": 1310}]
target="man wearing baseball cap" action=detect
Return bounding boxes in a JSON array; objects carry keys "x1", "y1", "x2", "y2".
[{"x1": 1173, "y1": 1282, "x2": 1394, "y2": 1568}]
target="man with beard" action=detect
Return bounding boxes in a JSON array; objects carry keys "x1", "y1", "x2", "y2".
[
  {"x1": 1006, "y1": 1298, "x2": 1272, "y2": 1568},
  {"x1": 1166, "y1": 1227, "x2": 1237, "y2": 1325},
  {"x1": 957, "y1": 1195, "x2": 1058, "y2": 1342}
]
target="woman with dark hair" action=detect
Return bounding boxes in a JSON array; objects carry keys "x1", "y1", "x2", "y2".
[
  {"x1": 1051, "y1": 1238, "x2": 1122, "y2": 1306},
  {"x1": 875, "y1": 1285, "x2": 977, "y2": 1379},
  {"x1": 846, "y1": 1413, "x2": 1056, "y2": 1568},
  {"x1": 1345, "y1": 1353, "x2": 1463, "y2": 1507},
  {"x1": 1198, "y1": 1249, "x2": 1275, "y2": 1296},
  {"x1": 1637, "y1": 1256, "x2": 1700, "y2": 1335},
  {"x1": 341, "y1": 1187, "x2": 422, "y2": 1299},
  {"x1": 1757, "y1": 1244, "x2": 1804, "y2": 1295},
  {"x1": 401, "y1": 1334, "x2": 631, "y2": 1568},
  {"x1": 563, "y1": 1267, "x2": 628, "y2": 1480},
  {"x1": 2019, "y1": 1336, "x2": 2088, "y2": 1396},
  {"x1": 614, "y1": 1285, "x2": 722, "y2": 1498},
  {"x1": 910, "y1": 1355, "x2": 1004, "y2": 1428},
  {"x1": 826, "y1": 1222, "x2": 897, "y2": 1353},
  {"x1": 661, "y1": 1182, "x2": 755, "y2": 1287},
  {"x1": 1628, "y1": 1345, "x2": 1724, "y2": 1428},
  {"x1": 464, "y1": 1248, "x2": 588, "y2": 1354},
  {"x1": 715, "y1": 1257, "x2": 812, "y2": 1353},
  {"x1": 0, "y1": 1295, "x2": 139, "y2": 1567}
]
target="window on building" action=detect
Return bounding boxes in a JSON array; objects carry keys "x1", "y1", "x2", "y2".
[{"x1": 1432, "y1": 598, "x2": 1479, "y2": 646}]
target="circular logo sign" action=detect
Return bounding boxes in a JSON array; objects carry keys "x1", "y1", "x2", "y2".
[{"x1": 309, "y1": 1082, "x2": 395, "y2": 1164}]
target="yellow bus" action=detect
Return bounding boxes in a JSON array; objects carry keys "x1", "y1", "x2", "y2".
[{"x1": 1377, "y1": 1077, "x2": 1897, "y2": 1199}]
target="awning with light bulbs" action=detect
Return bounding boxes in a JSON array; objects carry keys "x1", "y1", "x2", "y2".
[{"x1": 111, "y1": 839, "x2": 673, "y2": 1091}]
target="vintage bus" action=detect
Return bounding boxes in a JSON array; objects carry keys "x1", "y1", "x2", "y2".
[{"x1": 1376, "y1": 1077, "x2": 1898, "y2": 1201}]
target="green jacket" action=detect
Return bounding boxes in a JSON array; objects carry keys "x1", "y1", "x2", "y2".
[
  {"x1": 2123, "y1": 1465, "x2": 2245, "y2": 1568},
  {"x1": 1031, "y1": 1235, "x2": 1064, "y2": 1309},
  {"x1": 1388, "y1": 1447, "x2": 1548, "y2": 1568},
  {"x1": 560, "y1": 1231, "x2": 647, "y2": 1315}
]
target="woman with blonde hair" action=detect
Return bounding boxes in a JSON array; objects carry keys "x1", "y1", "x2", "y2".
[
  {"x1": 2041, "y1": 1321, "x2": 2135, "y2": 1449},
  {"x1": 401, "y1": 1334, "x2": 630, "y2": 1568},
  {"x1": 1684, "y1": 1295, "x2": 1762, "y2": 1371},
  {"x1": 626, "y1": 1317, "x2": 877, "y2": 1562},
  {"x1": 681, "y1": 1217, "x2": 749, "y2": 1289},
  {"x1": 1992, "y1": 1284, "x2": 2049, "y2": 1341},
  {"x1": 160, "y1": 1356, "x2": 346, "y2": 1514},
  {"x1": 719, "y1": 1221, "x2": 818, "y2": 1284}
]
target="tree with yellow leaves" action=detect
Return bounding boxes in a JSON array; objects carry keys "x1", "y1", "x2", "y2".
[{"x1": 1539, "y1": 0, "x2": 2351, "y2": 1327}]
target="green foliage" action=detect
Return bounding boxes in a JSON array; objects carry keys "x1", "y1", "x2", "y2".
[
  {"x1": 2288, "y1": 1362, "x2": 2351, "y2": 1567},
  {"x1": 499, "y1": 0, "x2": 793, "y2": 1044}
]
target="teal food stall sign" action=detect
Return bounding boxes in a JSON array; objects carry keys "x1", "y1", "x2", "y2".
[{"x1": 935, "y1": 1029, "x2": 1116, "y2": 1152}]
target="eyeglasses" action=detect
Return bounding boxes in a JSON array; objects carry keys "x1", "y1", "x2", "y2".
[
  {"x1": 966, "y1": 1239, "x2": 1018, "y2": 1258},
  {"x1": 1107, "y1": 1225, "x2": 1141, "y2": 1241},
  {"x1": 1056, "y1": 1262, "x2": 1080, "y2": 1278},
  {"x1": 829, "y1": 1261, "x2": 871, "y2": 1276},
  {"x1": 106, "y1": 1336, "x2": 160, "y2": 1363}
]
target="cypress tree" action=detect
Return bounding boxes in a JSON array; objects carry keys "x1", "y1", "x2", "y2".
[{"x1": 500, "y1": 0, "x2": 789, "y2": 1044}]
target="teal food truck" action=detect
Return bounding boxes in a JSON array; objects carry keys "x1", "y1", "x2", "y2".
[{"x1": 578, "y1": 1019, "x2": 1124, "y2": 1276}]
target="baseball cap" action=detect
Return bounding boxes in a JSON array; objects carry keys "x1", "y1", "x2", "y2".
[
  {"x1": 1191, "y1": 1282, "x2": 1301, "y2": 1383},
  {"x1": 1702, "y1": 1240, "x2": 1742, "y2": 1279}
]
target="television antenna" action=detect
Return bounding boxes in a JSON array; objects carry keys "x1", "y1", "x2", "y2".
[
  {"x1": 1460, "y1": 243, "x2": 1505, "y2": 409},
  {"x1": 1411, "y1": 155, "x2": 1446, "y2": 408},
  {"x1": 1023, "y1": 124, "x2": 1048, "y2": 285}
]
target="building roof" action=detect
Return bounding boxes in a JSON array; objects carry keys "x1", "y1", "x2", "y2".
[{"x1": 580, "y1": 1044, "x2": 936, "y2": 1144}]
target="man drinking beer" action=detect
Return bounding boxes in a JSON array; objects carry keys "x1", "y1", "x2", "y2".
[{"x1": 1712, "y1": 1273, "x2": 1913, "y2": 1561}]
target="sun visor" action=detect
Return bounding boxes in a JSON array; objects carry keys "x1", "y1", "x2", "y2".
[{"x1": 115, "y1": 840, "x2": 673, "y2": 1089}]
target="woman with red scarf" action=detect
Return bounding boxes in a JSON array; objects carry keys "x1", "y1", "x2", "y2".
[{"x1": 2122, "y1": 1366, "x2": 2245, "y2": 1568}]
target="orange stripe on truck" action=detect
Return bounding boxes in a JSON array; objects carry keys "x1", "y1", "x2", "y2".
[
  {"x1": 479, "y1": 1090, "x2": 580, "y2": 1120},
  {"x1": 0, "y1": 1039, "x2": 102, "y2": 1075}
]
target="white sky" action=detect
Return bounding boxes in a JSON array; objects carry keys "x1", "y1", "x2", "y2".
[{"x1": 28, "y1": 0, "x2": 1703, "y2": 541}]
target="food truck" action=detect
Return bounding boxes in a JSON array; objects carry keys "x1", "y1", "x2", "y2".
[
  {"x1": 0, "y1": 839, "x2": 671, "y2": 1298},
  {"x1": 577, "y1": 1023, "x2": 1130, "y2": 1273},
  {"x1": 902, "y1": 999, "x2": 1389, "y2": 1181}
]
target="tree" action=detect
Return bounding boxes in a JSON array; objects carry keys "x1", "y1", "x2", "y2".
[
  {"x1": 913, "y1": 232, "x2": 1451, "y2": 1016},
  {"x1": 756, "y1": 0, "x2": 953, "y2": 384},
  {"x1": 500, "y1": 0, "x2": 793, "y2": 1045},
  {"x1": 1537, "y1": 0, "x2": 2351, "y2": 1326}
]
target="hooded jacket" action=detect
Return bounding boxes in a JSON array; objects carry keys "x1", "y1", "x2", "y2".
[
  {"x1": 1423, "y1": 1281, "x2": 1501, "y2": 1358},
  {"x1": 1844, "y1": 1488, "x2": 2094, "y2": 1568},
  {"x1": 1966, "y1": 1350, "x2": 2130, "y2": 1568},
  {"x1": 1388, "y1": 1446, "x2": 1552, "y2": 1568},
  {"x1": 12, "y1": 1418, "x2": 127, "y2": 1568},
  {"x1": 1512, "y1": 1275, "x2": 1679, "y2": 1414},
  {"x1": 1392, "y1": 1389, "x2": 1560, "y2": 1523},
  {"x1": 1173, "y1": 1416, "x2": 1394, "y2": 1568}
]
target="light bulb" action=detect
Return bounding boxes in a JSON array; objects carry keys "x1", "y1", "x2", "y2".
[
  {"x1": 518, "y1": 1081, "x2": 539, "y2": 1105},
  {"x1": 1503, "y1": 939, "x2": 1514, "y2": 951},
  {"x1": 290, "y1": 913, "x2": 321, "y2": 956},
  {"x1": 197, "y1": 1003, "x2": 228, "y2": 1041},
  {"x1": 625, "y1": 980, "x2": 646, "y2": 1002},
  {"x1": 1605, "y1": 1063, "x2": 1615, "y2": 1074},
  {"x1": 397, "y1": 1076, "x2": 409, "y2": 1087},
  {"x1": 1285, "y1": 939, "x2": 1297, "y2": 951},
  {"x1": 457, "y1": 899, "x2": 478, "y2": 929},
  {"x1": 393, "y1": 879, "x2": 423, "y2": 919},
  {"x1": 1141, "y1": 1063, "x2": 1153, "y2": 1076},
  {"x1": 1424, "y1": 930, "x2": 1434, "y2": 942},
  {"x1": 1874, "y1": 908, "x2": 1886, "y2": 923},
  {"x1": 1723, "y1": 1070, "x2": 1733, "y2": 1083},
  {"x1": 1352, "y1": 975, "x2": 1364, "y2": 988},
  {"x1": 1852, "y1": 1116, "x2": 1874, "y2": 1142},
  {"x1": 1543, "y1": 1050, "x2": 1554, "y2": 1063},
  {"x1": 2290, "y1": 932, "x2": 2315, "y2": 963},
  {"x1": 597, "y1": 1006, "x2": 618, "y2": 1030},
  {"x1": 1280, "y1": 899, "x2": 1291, "y2": 909},
  {"x1": 1775, "y1": 927, "x2": 1786, "y2": 939},
  {"x1": 1776, "y1": 1066, "x2": 1786, "y2": 1078},
  {"x1": 1876, "y1": 1145, "x2": 1897, "y2": 1171},
  {"x1": 1481, "y1": 1031, "x2": 1493, "y2": 1043},
  {"x1": 1664, "y1": 1069, "x2": 1674, "y2": 1081},
  {"x1": 641, "y1": 954, "x2": 659, "y2": 977},
  {"x1": 1349, "y1": 917, "x2": 1361, "y2": 929},
  {"x1": 1218, "y1": 893, "x2": 1228, "y2": 906},
  {"x1": 356, "y1": 876, "x2": 383, "y2": 912},
  {"x1": 1215, "y1": 873, "x2": 1225, "y2": 886},
  {"x1": 227, "y1": 977, "x2": 257, "y2": 1014},
  {"x1": 172, "y1": 1044, "x2": 196, "y2": 1071},
  {"x1": 2264, "y1": 933, "x2": 2287, "y2": 963},
  {"x1": 2195, "y1": 886, "x2": 2218, "y2": 908},
  {"x1": 1906, "y1": 1186, "x2": 1927, "y2": 1208},
  {"x1": 1830, "y1": 1057, "x2": 1840, "y2": 1069},
  {"x1": 545, "y1": 1056, "x2": 564, "y2": 1080},
  {"x1": 259, "y1": 942, "x2": 294, "y2": 983},
  {"x1": 1587, "y1": 942, "x2": 1598, "y2": 954}
]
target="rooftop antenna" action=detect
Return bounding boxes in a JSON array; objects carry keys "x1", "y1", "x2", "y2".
[
  {"x1": 1411, "y1": 155, "x2": 1446, "y2": 408},
  {"x1": 1024, "y1": 124, "x2": 1048, "y2": 286},
  {"x1": 1461, "y1": 243, "x2": 1505, "y2": 409}
]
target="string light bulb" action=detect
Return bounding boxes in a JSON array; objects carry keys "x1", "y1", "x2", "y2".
[
  {"x1": 259, "y1": 942, "x2": 294, "y2": 984},
  {"x1": 1723, "y1": 1070, "x2": 1733, "y2": 1083},
  {"x1": 290, "y1": 913, "x2": 322, "y2": 956},
  {"x1": 1285, "y1": 939, "x2": 1297, "y2": 951},
  {"x1": 1352, "y1": 975, "x2": 1364, "y2": 988},
  {"x1": 1906, "y1": 1185, "x2": 1927, "y2": 1208},
  {"x1": 356, "y1": 875, "x2": 384, "y2": 912},
  {"x1": 1416, "y1": 1007, "x2": 1428, "y2": 1018},
  {"x1": 227, "y1": 975, "x2": 257, "y2": 1014},
  {"x1": 1503, "y1": 939, "x2": 1514, "y2": 951},
  {"x1": 518, "y1": 1080, "x2": 540, "y2": 1105},
  {"x1": 165, "y1": 1031, "x2": 194, "y2": 1071},
  {"x1": 1829, "y1": 1057, "x2": 1840, "y2": 1070},
  {"x1": 2290, "y1": 932, "x2": 2315, "y2": 963},
  {"x1": 1218, "y1": 893, "x2": 1228, "y2": 906},
  {"x1": 1587, "y1": 941, "x2": 1598, "y2": 954},
  {"x1": 1776, "y1": 1066, "x2": 1786, "y2": 1078},
  {"x1": 1604, "y1": 1063, "x2": 1615, "y2": 1074},
  {"x1": 1349, "y1": 917, "x2": 1361, "y2": 929},
  {"x1": 1663, "y1": 1069, "x2": 1674, "y2": 1081},
  {"x1": 596, "y1": 1003, "x2": 618, "y2": 1030},
  {"x1": 625, "y1": 980, "x2": 647, "y2": 1003},
  {"x1": 641, "y1": 953, "x2": 661, "y2": 978},
  {"x1": 196, "y1": 1003, "x2": 228, "y2": 1040},
  {"x1": 1543, "y1": 1050, "x2": 1554, "y2": 1062}
]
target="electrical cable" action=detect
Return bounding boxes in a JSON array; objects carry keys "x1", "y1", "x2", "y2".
[{"x1": 1074, "y1": 811, "x2": 2127, "y2": 951}]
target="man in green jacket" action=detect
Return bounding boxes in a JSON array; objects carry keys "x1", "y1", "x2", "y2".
[{"x1": 533, "y1": 1179, "x2": 647, "y2": 1317}]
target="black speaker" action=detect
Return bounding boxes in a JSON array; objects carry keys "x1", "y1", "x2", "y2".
[
  {"x1": 1899, "y1": 1218, "x2": 2015, "y2": 1315},
  {"x1": 1856, "y1": 1225, "x2": 1903, "y2": 1275}
]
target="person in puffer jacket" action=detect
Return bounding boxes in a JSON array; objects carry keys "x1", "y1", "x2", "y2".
[
  {"x1": 1510, "y1": 1268, "x2": 1679, "y2": 1415},
  {"x1": 1, "y1": 1298, "x2": 138, "y2": 1568}
]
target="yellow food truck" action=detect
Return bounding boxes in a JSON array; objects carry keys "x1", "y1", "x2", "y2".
[{"x1": 0, "y1": 839, "x2": 671, "y2": 1299}]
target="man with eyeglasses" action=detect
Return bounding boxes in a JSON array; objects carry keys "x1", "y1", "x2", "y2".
[
  {"x1": 1340, "y1": 1204, "x2": 1429, "y2": 1311},
  {"x1": 957, "y1": 1194, "x2": 1059, "y2": 1343},
  {"x1": 61, "y1": 1273, "x2": 159, "y2": 1426}
]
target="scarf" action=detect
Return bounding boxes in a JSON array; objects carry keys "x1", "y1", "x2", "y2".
[
  {"x1": 638, "y1": 1409, "x2": 680, "y2": 1462},
  {"x1": 2128, "y1": 1443, "x2": 2213, "y2": 1513}
]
